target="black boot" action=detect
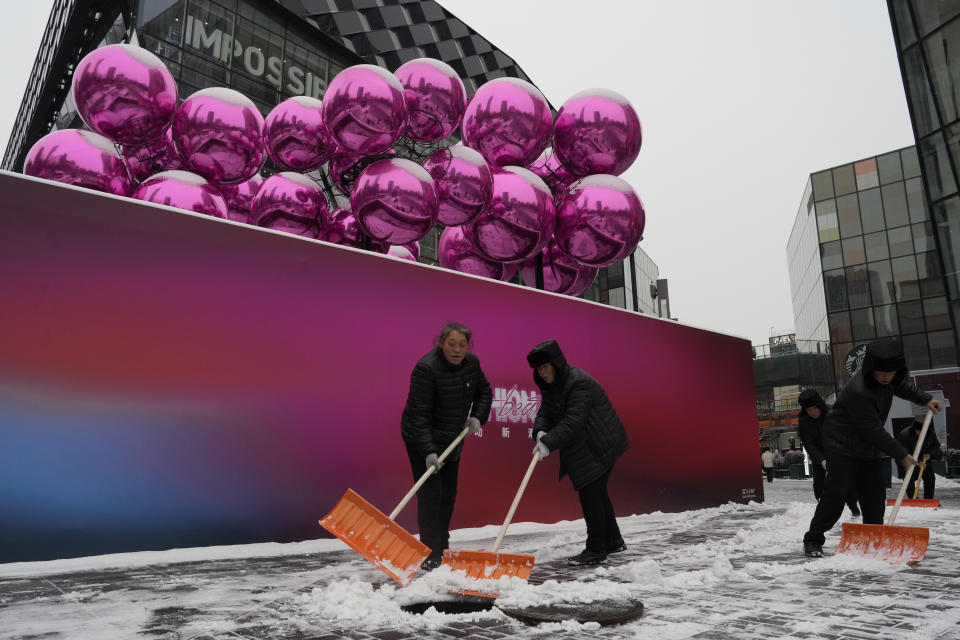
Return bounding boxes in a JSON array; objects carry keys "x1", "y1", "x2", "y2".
[
  {"x1": 568, "y1": 550, "x2": 607, "y2": 566},
  {"x1": 803, "y1": 542, "x2": 823, "y2": 558}
]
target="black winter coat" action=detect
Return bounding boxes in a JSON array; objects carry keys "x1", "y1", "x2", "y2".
[
  {"x1": 896, "y1": 424, "x2": 943, "y2": 460},
  {"x1": 797, "y1": 399, "x2": 830, "y2": 466},
  {"x1": 529, "y1": 340, "x2": 629, "y2": 491},
  {"x1": 822, "y1": 342, "x2": 931, "y2": 461},
  {"x1": 400, "y1": 347, "x2": 492, "y2": 461}
]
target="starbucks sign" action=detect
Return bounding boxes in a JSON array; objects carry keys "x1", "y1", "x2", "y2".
[{"x1": 844, "y1": 344, "x2": 866, "y2": 376}]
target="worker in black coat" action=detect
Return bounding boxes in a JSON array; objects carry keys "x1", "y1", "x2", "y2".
[
  {"x1": 400, "y1": 323, "x2": 492, "y2": 569},
  {"x1": 896, "y1": 418, "x2": 944, "y2": 500},
  {"x1": 797, "y1": 389, "x2": 860, "y2": 516},
  {"x1": 527, "y1": 340, "x2": 629, "y2": 566},
  {"x1": 802, "y1": 339, "x2": 941, "y2": 558}
]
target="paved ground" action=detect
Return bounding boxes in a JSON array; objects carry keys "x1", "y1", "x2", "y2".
[{"x1": 1, "y1": 480, "x2": 958, "y2": 639}]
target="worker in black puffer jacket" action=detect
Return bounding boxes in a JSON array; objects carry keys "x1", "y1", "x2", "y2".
[
  {"x1": 896, "y1": 418, "x2": 944, "y2": 500},
  {"x1": 527, "y1": 339, "x2": 629, "y2": 567},
  {"x1": 797, "y1": 389, "x2": 860, "y2": 516}
]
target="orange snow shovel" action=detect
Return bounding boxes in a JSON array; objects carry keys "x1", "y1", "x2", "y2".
[
  {"x1": 441, "y1": 449, "x2": 540, "y2": 595},
  {"x1": 319, "y1": 426, "x2": 471, "y2": 586},
  {"x1": 885, "y1": 458, "x2": 941, "y2": 508},
  {"x1": 835, "y1": 410, "x2": 933, "y2": 564}
]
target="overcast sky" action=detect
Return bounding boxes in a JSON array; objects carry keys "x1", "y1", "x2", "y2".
[{"x1": 0, "y1": 1, "x2": 916, "y2": 347}]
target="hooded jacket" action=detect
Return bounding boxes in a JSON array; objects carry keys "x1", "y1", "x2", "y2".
[
  {"x1": 527, "y1": 340, "x2": 629, "y2": 490},
  {"x1": 822, "y1": 340, "x2": 931, "y2": 461},
  {"x1": 896, "y1": 420, "x2": 944, "y2": 460},
  {"x1": 797, "y1": 389, "x2": 830, "y2": 466}
]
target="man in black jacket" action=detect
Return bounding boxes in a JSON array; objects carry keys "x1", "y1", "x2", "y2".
[
  {"x1": 801, "y1": 339, "x2": 941, "y2": 557},
  {"x1": 797, "y1": 389, "x2": 860, "y2": 516},
  {"x1": 527, "y1": 340, "x2": 629, "y2": 566},
  {"x1": 401, "y1": 323, "x2": 492, "y2": 569},
  {"x1": 896, "y1": 418, "x2": 944, "y2": 500}
]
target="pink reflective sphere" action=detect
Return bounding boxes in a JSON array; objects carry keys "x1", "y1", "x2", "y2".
[
  {"x1": 387, "y1": 245, "x2": 418, "y2": 261},
  {"x1": 401, "y1": 240, "x2": 421, "y2": 261},
  {"x1": 320, "y1": 206, "x2": 363, "y2": 247},
  {"x1": 132, "y1": 170, "x2": 228, "y2": 218},
  {"x1": 528, "y1": 147, "x2": 576, "y2": 201},
  {"x1": 553, "y1": 89, "x2": 642, "y2": 177},
  {"x1": 219, "y1": 174, "x2": 264, "y2": 224},
  {"x1": 351, "y1": 158, "x2": 438, "y2": 244},
  {"x1": 173, "y1": 87, "x2": 266, "y2": 186},
  {"x1": 263, "y1": 96, "x2": 335, "y2": 172},
  {"x1": 23, "y1": 129, "x2": 132, "y2": 196},
  {"x1": 322, "y1": 64, "x2": 407, "y2": 154},
  {"x1": 119, "y1": 126, "x2": 184, "y2": 182},
  {"x1": 467, "y1": 166, "x2": 556, "y2": 263},
  {"x1": 250, "y1": 172, "x2": 329, "y2": 238},
  {"x1": 422, "y1": 143, "x2": 493, "y2": 226},
  {"x1": 520, "y1": 239, "x2": 599, "y2": 296},
  {"x1": 461, "y1": 77, "x2": 553, "y2": 168},
  {"x1": 72, "y1": 44, "x2": 178, "y2": 145},
  {"x1": 439, "y1": 226, "x2": 518, "y2": 281},
  {"x1": 555, "y1": 174, "x2": 645, "y2": 268},
  {"x1": 395, "y1": 58, "x2": 467, "y2": 142}
]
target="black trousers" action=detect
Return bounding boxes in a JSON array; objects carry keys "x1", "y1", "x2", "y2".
[
  {"x1": 764, "y1": 467, "x2": 774, "y2": 483},
  {"x1": 811, "y1": 463, "x2": 860, "y2": 511},
  {"x1": 898, "y1": 463, "x2": 937, "y2": 499},
  {"x1": 803, "y1": 454, "x2": 886, "y2": 547},
  {"x1": 405, "y1": 442, "x2": 459, "y2": 560},
  {"x1": 577, "y1": 465, "x2": 623, "y2": 554}
]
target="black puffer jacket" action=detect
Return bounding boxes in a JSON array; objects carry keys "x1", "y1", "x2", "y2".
[
  {"x1": 797, "y1": 390, "x2": 830, "y2": 466},
  {"x1": 528, "y1": 340, "x2": 629, "y2": 490},
  {"x1": 401, "y1": 347, "x2": 492, "y2": 461},
  {"x1": 823, "y1": 340, "x2": 931, "y2": 461},
  {"x1": 896, "y1": 421, "x2": 943, "y2": 460}
]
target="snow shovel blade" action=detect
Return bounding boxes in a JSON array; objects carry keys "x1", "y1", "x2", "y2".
[
  {"x1": 834, "y1": 522, "x2": 929, "y2": 565},
  {"x1": 319, "y1": 488, "x2": 430, "y2": 586},
  {"x1": 441, "y1": 548, "x2": 535, "y2": 597},
  {"x1": 886, "y1": 498, "x2": 940, "y2": 508}
]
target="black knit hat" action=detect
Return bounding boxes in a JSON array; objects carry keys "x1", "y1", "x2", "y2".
[{"x1": 798, "y1": 389, "x2": 822, "y2": 409}]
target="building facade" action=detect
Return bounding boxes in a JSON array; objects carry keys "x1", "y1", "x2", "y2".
[{"x1": 582, "y1": 247, "x2": 673, "y2": 319}]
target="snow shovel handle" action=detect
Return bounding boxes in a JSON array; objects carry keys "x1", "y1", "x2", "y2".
[
  {"x1": 388, "y1": 426, "x2": 470, "y2": 521},
  {"x1": 490, "y1": 449, "x2": 542, "y2": 553},
  {"x1": 888, "y1": 409, "x2": 933, "y2": 525}
]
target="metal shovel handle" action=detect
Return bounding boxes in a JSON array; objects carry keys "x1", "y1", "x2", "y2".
[
  {"x1": 388, "y1": 426, "x2": 470, "y2": 521},
  {"x1": 490, "y1": 449, "x2": 542, "y2": 553},
  {"x1": 888, "y1": 409, "x2": 933, "y2": 525}
]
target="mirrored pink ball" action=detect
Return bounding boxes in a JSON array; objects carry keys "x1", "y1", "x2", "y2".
[
  {"x1": 461, "y1": 77, "x2": 553, "y2": 168},
  {"x1": 250, "y1": 172, "x2": 329, "y2": 238},
  {"x1": 119, "y1": 126, "x2": 184, "y2": 182},
  {"x1": 387, "y1": 245, "x2": 417, "y2": 261},
  {"x1": 320, "y1": 206, "x2": 363, "y2": 247},
  {"x1": 173, "y1": 87, "x2": 266, "y2": 186},
  {"x1": 24, "y1": 129, "x2": 132, "y2": 196},
  {"x1": 322, "y1": 64, "x2": 407, "y2": 154},
  {"x1": 72, "y1": 44, "x2": 178, "y2": 145},
  {"x1": 401, "y1": 240, "x2": 421, "y2": 261},
  {"x1": 520, "y1": 239, "x2": 599, "y2": 296},
  {"x1": 528, "y1": 147, "x2": 576, "y2": 201},
  {"x1": 553, "y1": 89, "x2": 642, "y2": 177},
  {"x1": 439, "y1": 226, "x2": 518, "y2": 281},
  {"x1": 395, "y1": 58, "x2": 467, "y2": 142},
  {"x1": 555, "y1": 174, "x2": 645, "y2": 268},
  {"x1": 423, "y1": 143, "x2": 493, "y2": 226},
  {"x1": 467, "y1": 166, "x2": 555, "y2": 263},
  {"x1": 219, "y1": 173, "x2": 264, "y2": 224},
  {"x1": 132, "y1": 170, "x2": 227, "y2": 218},
  {"x1": 264, "y1": 96, "x2": 335, "y2": 172},
  {"x1": 351, "y1": 158, "x2": 438, "y2": 244}
]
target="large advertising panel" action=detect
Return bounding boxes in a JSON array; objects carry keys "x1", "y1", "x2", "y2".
[{"x1": 0, "y1": 172, "x2": 761, "y2": 563}]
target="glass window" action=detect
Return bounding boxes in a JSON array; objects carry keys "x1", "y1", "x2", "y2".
[
  {"x1": 184, "y1": 0, "x2": 235, "y2": 65},
  {"x1": 841, "y1": 236, "x2": 865, "y2": 265},
  {"x1": 815, "y1": 199, "x2": 840, "y2": 242},
  {"x1": 845, "y1": 264, "x2": 871, "y2": 308},
  {"x1": 812, "y1": 170, "x2": 834, "y2": 201},
  {"x1": 833, "y1": 164, "x2": 856, "y2": 196},
  {"x1": 864, "y1": 231, "x2": 890, "y2": 262},
  {"x1": 881, "y1": 182, "x2": 909, "y2": 228},
  {"x1": 140, "y1": 1, "x2": 186, "y2": 46},
  {"x1": 902, "y1": 333, "x2": 931, "y2": 370},
  {"x1": 902, "y1": 147, "x2": 921, "y2": 179},
  {"x1": 931, "y1": 196, "x2": 960, "y2": 298},
  {"x1": 923, "y1": 19, "x2": 960, "y2": 125},
  {"x1": 923, "y1": 296, "x2": 952, "y2": 331},
  {"x1": 850, "y1": 307, "x2": 876, "y2": 341},
  {"x1": 877, "y1": 151, "x2": 903, "y2": 184},
  {"x1": 906, "y1": 177, "x2": 927, "y2": 223},
  {"x1": 916, "y1": 250, "x2": 946, "y2": 297},
  {"x1": 890, "y1": 0, "x2": 917, "y2": 48},
  {"x1": 892, "y1": 255, "x2": 921, "y2": 301},
  {"x1": 899, "y1": 300, "x2": 925, "y2": 334},
  {"x1": 912, "y1": 221, "x2": 935, "y2": 253},
  {"x1": 854, "y1": 158, "x2": 879, "y2": 190},
  {"x1": 857, "y1": 187, "x2": 884, "y2": 234},
  {"x1": 919, "y1": 133, "x2": 957, "y2": 201},
  {"x1": 283, "y1": 38, "x2": 329, "y2": 99},
  {"x1": 824, "y1": 269, "x2": 848, "y2": 312},
  {"x1": 875, "y1": 303, "x2": 900, "y2": 337},
  {"x1": 832, "y1": 342, "x2": 853, "y2": 388},
  {"x1": 911, "y1": 1, "x2": 960, "y2": 38},
  {"x1": 820, "y1": 241, "x2": 843, "y2": 270},
  {"x1": 869, "y1": 259, "x2": 895, "y2": 305},
  {"x1": 829, "y1": 311, "x2": 853, "y2": 343},
  {"x1": 888, "y1": 226, "x2": 914, "y2": 257},
  {"x1": 836, "y1": 193, "x2": 861, "y2": 237},
  {"x1": 903, "y1": 47, "x2": 941, "y2": 138},
  {"x1": 928, "y1": 330, "x2": 957, "y2": 368}
]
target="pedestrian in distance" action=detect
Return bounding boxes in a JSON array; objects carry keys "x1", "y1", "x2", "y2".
[
  {"x1": 797, "y1": 389, "x2": 860, "y2": 516},
  {"x1": 896, "y1": 417, "x2": 944, "y2": 500},
  {"x1": 527, "y1": 339, "x2": 629, "y2": 567},
  {"x1": 761, "y1": 447, "x2": 775, "y2": 483},
  {"x1": 801, "y1": 339, "x2": 942, "y2": 558},
  {"x1": 400, "y1": 322, "x2": 492, "y2": 570}
]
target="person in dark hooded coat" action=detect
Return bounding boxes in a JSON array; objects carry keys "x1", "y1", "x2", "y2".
[
  {"x1": 896, "y1": 418, "x2": 944, "y2": 500},
  {"x1": 527, "y1": 340, "x2": 630, "y2": 566},
  {"x1": 797, "y1": 389, "x2": 860, "y2": 516},
  {"x1": 801, "y1": 339, "x2": 941, "y2": 558}
]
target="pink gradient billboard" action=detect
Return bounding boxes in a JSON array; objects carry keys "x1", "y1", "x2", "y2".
[{"x1": 0, "y1": 171, "x2": 761, "y2": 563}]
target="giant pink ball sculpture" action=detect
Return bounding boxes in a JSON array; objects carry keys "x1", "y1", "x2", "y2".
[
  {"x1": 467, "y1": 166, "x2": 556, "y2": 263},
  {"x1": 250, "y1": 172, "x2": 329, "y2": 238},
  {"x1": 132, "y1": 170, "x2": 228, "y2": 218},
  {"x1": 24, "y1": 129, "x2": 132, "y2": 196},
  {"x1": 395, "y1": 58, "x2": 467, "y2": 142},
  {"x1": 320, "y1": 206, "x2": 363, "y2": 247},
  {"x1": 552, "y1": 89, "x2": 642, "y2": 177},
  {"x1": 263, "y1": 96, "x2": 335, "y2": 172},
  {"x1": 351, "y1": 158, "x2": 438, "y2": 245},
  {"x1": 439, "y1": 226, "x2": 519, "y2": 281},
  {"x1": 528, "y1": 147, "x2": 576, "y2": 201},
  {"x1": 461, "y1": 77, "x2": 553, "y2": 168},
  {"x1": 520, "y1": 240, "x2": 599, "y2": 296},
  {"x1": 321, "y1": 64, "x2": 407, "y2": 154},
  {"x1": 422, "y1": 143, "x2": 493, "y2": 226},
  {"x1": 72, "y1": 44, "x2": 178, "y2": 145},
  {"x1": 173, "y1": 87, "x2": 266, "y2": 186},
  {"x1": 555, "y1": 174, "x2": 645, "y2": 268},
  {"x1": 119, "y1": 126, "x2": 184, "y2": 182},
  {"x1": 219, "y1": 173, "x2": 264, "y2": 224}
]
